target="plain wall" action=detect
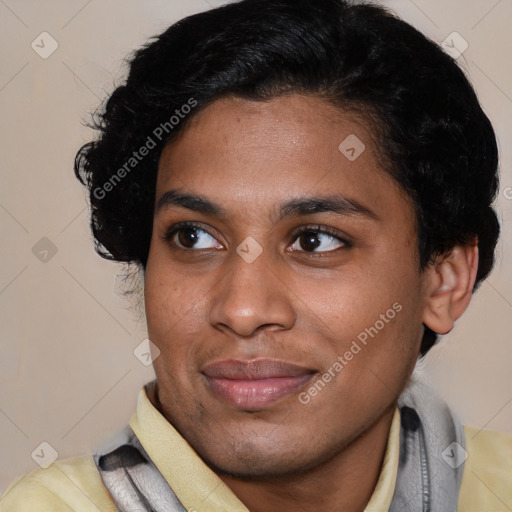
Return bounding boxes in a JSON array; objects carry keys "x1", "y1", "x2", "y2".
[{"x1": 1, "y1": 0, "x2": 511, "y2": 493}]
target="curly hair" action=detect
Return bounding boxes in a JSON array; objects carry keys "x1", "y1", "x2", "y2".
[{"x1": 75, "y1": 0, "x2": 500, "y2": 356}]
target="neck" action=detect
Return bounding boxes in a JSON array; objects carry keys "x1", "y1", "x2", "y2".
[{"x1": 218, "y1": 405, "x2": 396, "y2": 512}]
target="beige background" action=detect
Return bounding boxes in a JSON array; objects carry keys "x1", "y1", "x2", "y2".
[{"x1": 1, "y1": 0, "x2": 511, "y2": 493}]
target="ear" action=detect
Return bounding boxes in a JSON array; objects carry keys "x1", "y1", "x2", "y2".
[{"x1": 422, "y1": 242, "x2": 479, "y2": 335}]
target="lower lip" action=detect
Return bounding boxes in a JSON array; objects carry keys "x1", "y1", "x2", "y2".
[{"x1": 203, "y1": 374, "x2": 314, "y2": 409}]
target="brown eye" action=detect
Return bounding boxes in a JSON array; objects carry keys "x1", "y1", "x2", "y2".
[
  {"x1": 299, "y1": 231, "x2": 322, "y2": 251},
  {"x1": 167, "y1": 224, "x2": 223, "y2": 250},
  {"x1": 289, "y1": 227, "x2": 347, "y2": 253},
  {"x1": 177, "y1": 227, "x2": 200, "y2": 248}
]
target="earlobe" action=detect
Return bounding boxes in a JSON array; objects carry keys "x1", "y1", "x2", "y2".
[{"x1": 422, "y1": 243, "x2": 479, "y2": 335}]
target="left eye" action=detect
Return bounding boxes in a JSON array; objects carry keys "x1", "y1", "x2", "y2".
[{"x1": 289, "y1": 230, "x2": 346, "y2": 253}]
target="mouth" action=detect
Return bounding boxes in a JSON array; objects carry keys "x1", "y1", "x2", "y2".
[{"x1": 201, "y1": 358, "x2": 317, "y2": 410}]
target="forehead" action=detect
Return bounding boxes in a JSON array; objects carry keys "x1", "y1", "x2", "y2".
[{"x1": 156, "y1": 94, "x2": 414, "y2": 227}]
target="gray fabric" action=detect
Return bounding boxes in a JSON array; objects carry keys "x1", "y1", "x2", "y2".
[
  {"x1": 94, "y1": 380, "x2": 465, "y2": 512},
  {"x1": 94, "y1": 429, "x2": 187, "y2": 512},
  {"x1": 389, "y1": 380, "x2": 466, "y2": 512}
]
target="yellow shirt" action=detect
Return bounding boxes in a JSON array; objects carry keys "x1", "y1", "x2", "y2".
[{"x1": 1, "y1": 386, "x2": 510, "y2": 511}]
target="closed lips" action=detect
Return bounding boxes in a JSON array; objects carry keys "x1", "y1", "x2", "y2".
[
  {"x1": 202, "y1": 359, "x2": 316, "y2": 409},
  {"x1": 202, "y1": 358, "x2": 316, "y2": 379}
]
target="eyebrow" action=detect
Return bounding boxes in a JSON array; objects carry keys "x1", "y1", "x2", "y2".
[
  {"x1": 156, "y1": 189, "x2": 380, "y2": 222},
  {"x1": 277, "y1": 196, "x2": 379, "y2": 222},
  {"x1": 156, "y1": 190, "x2": 225, "y2": 216}
]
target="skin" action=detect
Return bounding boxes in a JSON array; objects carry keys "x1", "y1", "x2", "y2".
[{"x1": 144, "y1": 94, "x2": 478, "y2": 512}]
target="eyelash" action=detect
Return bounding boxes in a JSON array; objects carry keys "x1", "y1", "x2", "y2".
[{"x1": 162, "y1": 222, "x2": 352, "y2": 253}]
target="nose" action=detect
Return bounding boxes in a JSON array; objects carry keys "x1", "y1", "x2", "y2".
[{"x1": 208, "y1": 249, "x2": 296, "y2": 338}]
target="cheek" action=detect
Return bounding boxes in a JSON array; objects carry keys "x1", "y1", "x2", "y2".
[
  {"x1": 144, "y1": 266, "x2": 202, "y2": 395},
  {"x1": 144, "y1": 251, "x2": 218, "y2": 383},
  {"x1": 299, "y1": 300, "x2": 420, "y2": 424},
  {"x1": 294, "y1": 258, "x2": 423, "y2": 385},
  {"x1": 295, "y1": 257, "x2": 412, "y2": 333},
  {"x1": 144, "y1": 252, "x2": 197, "y2": 344}
]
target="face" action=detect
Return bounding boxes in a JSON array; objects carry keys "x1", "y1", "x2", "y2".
[{"x1": 144, "y1": 94, "x2": 429, "y2": 478}]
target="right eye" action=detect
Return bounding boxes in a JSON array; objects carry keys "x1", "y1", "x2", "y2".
[{"x1": 165, "y1": 223, "x2": 224, "y2": 250}]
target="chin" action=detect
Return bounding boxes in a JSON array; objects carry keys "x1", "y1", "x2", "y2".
[
  {"x1": 203, "y1": 449, "x2": 321, "y2": 481},
  {"x1": 192, "y1": 423, "x2": 350, "y2": 481}
]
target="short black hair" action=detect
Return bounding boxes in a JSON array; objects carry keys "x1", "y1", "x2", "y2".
[{"x1": 75, "y1": 0, "x2": 500, "y2": 356}]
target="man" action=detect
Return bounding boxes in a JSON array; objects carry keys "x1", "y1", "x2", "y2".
[{"x1": 2, "y1": 0, "x2": 510, "y2": 510}]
